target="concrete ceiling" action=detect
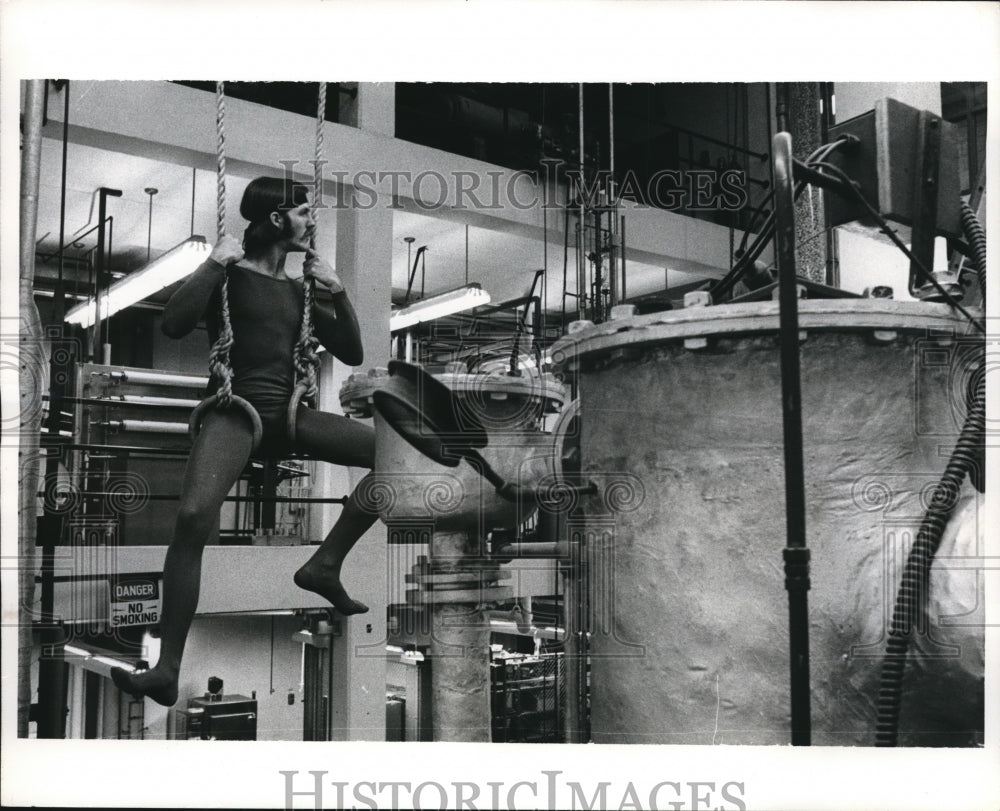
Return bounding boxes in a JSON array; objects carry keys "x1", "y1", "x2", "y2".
[
  {"x1": 34, "y1": 137, "x2": 681, "y2": 314},
  {"x1": 32, "y1": 81, "x2": 728, "y2": 319}
]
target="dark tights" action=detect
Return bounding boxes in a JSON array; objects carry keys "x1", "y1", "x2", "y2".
[{"x1": 112, "y1": 405, "x2": 377, "y2": 706}]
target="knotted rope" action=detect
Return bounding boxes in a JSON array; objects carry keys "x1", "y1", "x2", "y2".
[
  {"x1": 287, "y1": 81, "x2": 327, "y2": 440},
  {"x1": 189, "y1": 80, "x2": 263, "y2": 449},
  {"x1": 207, "y1": 82, "x2": 236, "y2": 408}
]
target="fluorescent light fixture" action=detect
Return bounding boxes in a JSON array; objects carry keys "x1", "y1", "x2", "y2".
[
  {"x1": 389, "y1": 283, "x2": 491, "y2": 332},
  {"x1": 65, "y1": 236, "x2": 211, "y2": 328},
  {"x1": 63, "y1": 644, "x2": 139, "y2": 677}
]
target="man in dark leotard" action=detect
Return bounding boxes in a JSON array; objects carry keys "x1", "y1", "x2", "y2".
[{"x1": 113, "y1": 177, "x2": 379, "y2": 707}]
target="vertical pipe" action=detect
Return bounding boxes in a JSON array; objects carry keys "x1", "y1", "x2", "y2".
[
  {"x1": 92, "y1": 188, "x2": 120, "y2": 361},
  {"x1": 19, "y1": 79, "x2": 48, "y2": 738},
  {"x1": 578, "y1": 84, "x2": 586, "y2": 321},
  {"x1": 620, "y1": 216, "x2": 627, "y2": 303},
  {"x1": 428, "y1": 531, "x2": 491, "y2": 742},
  {"x1": 592, "y1": 209, "x2": 603, "y2": 323},
  {"x1": 55, "y1": 82, "x2": 69, "y2": 322},
  {"x1": 561, "y1": 540, "x2": 583, "y2": 742},
  {"x1": 92, "y1": 191, "x2": 106, "y2": 361},
  {"x1": 39, "y1": 82, "x2": 74, "y2": 738},
  {"x1": 541, "y1": 188, "x2": 547, "y2": 347},
  {"x1": 42, "y1": 79, "x2": 72, "y2": 576},
  {"x1": 608, "y1": 83, "x2": 617, "y2": 308},
  {"x1": 191, "y1": 167, "x2": 197, "y2": 236},
  {"x1": 772, "y1": 132, "x2": 811, "y2": 746}
]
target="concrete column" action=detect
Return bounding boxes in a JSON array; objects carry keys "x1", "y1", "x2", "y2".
[
  {"x1": 321, "y1": 82, "x2": 395, "y2": 741},
  {"x1": 336, "y1": 82, "x2": 394, "y2": 366},
  {"x1": 783, "y1": 82, "x2": 827, "y2": 284},
  {"x1": 427, "y1": 530, "x2": 492, "y2": 742}
]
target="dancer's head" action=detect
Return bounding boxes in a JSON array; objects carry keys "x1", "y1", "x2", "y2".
[{"x1": 240, "y1": 177, "x2": 312, "y2": 253}]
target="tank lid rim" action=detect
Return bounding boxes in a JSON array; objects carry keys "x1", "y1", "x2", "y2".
[{"x1": 550, "y1": 299, "x2": 981, "y2": 366}]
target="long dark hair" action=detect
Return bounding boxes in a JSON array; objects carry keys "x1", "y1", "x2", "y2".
[{"x1": 240, "y1": 177, "x2": 309, "y2": 253}]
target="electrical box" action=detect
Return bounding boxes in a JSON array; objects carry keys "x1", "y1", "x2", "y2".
[
  {"x1": 175, "y1": 690, "x2": 258, "y2": 740},
  {"x1": 826, "y1": 97, "x2": 962, "y2": 239}
]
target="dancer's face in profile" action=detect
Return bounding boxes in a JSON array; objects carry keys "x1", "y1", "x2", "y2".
[{"x1": 277, "y1": 200, "x2": 315, "y2": 251}]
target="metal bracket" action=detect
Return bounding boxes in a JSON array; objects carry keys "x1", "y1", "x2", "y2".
[{"x1": 908, "y1": 111, "x2": 942, "y2": 298}]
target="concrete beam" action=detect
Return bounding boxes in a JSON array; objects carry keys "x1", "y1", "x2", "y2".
[
  {"x1": 44, "y1": 80, "x2": 742, "y2": 277},
  {"x1": 44, "y1": 545, "x2": 333, "y2": 622}
]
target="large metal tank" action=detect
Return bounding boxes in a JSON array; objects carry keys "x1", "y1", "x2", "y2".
[{"x1": 551, "y1": 298, "x2": 984, "y2": 746}]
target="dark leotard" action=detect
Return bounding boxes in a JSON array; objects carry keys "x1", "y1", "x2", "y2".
[{"x1": 162, "y1": 259, "x2": 359, "y2": 457}]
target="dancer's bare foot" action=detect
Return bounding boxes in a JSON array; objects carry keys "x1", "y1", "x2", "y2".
[
  {"x1": 111, "y1": 666, "x2": 179, "y2": 707},
  {"x1": 294, "y1": 560, "x2": 369, "y2": 615}
]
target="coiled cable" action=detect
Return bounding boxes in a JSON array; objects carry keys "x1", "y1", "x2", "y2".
[
  {"x1": 873, "y1": 196, "x2": 987, "y2": 746},
  {"x1": 959, "y1": 199, "x2": 986, "y2": 302}
]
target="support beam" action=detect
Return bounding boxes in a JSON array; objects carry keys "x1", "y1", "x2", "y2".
[{"x1": 42, "y1": 81, "x2": 744, "y2": 279}]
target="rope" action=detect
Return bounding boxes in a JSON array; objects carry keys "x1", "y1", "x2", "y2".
[
  {"x1": 207, "y1": 81, "x2": 236, "y2": 409},
  {"x1": 287, "y1": 82, "x2": 327, "y2": 441},
  {"x1": 292, "y1": 83, "x2": 326, "y2": 403},
  {"x1": 189, "y1": 80, "x2": 263, "y2": 450}
]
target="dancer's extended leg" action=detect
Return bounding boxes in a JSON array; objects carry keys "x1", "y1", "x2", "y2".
[
  {"x1": 112, "y1": 409, "x2": 254, "y2": 706},
  {"x1": 291, "y1": 408, "x2": 378, "y2": 615}
]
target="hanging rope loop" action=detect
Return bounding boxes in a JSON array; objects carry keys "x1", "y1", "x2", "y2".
[
  {"x1": 287, "y1": 81, "x2": 327, "y2": 441},
  {"x1": 190, "y1": 79, "x2": 262, "y2": 451}
]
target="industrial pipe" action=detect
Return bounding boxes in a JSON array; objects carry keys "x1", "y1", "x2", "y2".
[
  {"x1": 96, "y1": 369, "x2": 208, "y2": 388},
  {"x1": 99, "y1": 419, "x2": 190, "y2": 434},
  {"x1": 20, "y1": 80, "x2": 59, "y2": 738},
  {"x1": 773, "y1": 132, "x2": 812, "y2": 746},
  {"x1": 493, "y1": 541, "x2": 569, "y2": 559},
  {"x1": 91, "y1": 395, "x2": 202, "y2": 408},
  {"x1": 73, "y1": 492, "x2": 347, "y2": 505}
]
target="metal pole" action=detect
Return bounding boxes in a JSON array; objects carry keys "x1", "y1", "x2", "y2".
[
  {"x1": 19, "y1": 79, "x2": 48, "y2": 738},
  {"x1": 578, "y1": 84, "x2": 586, "y2": 321},
  {"x1": 93, "y1": 187, "x2": 122, "y2": 362},
  {"x1": 621, "y1": 215, "x2": 627, "y2": 303},
  {"x1": 608, "y1": 83, "x2": 618, "y2": 308},
  {"x1": 772, "y1": 132, "x2": 811, "y2": 746},
  {"x1": 39, "y1": 81, "x2": 75, "y2": 738}
]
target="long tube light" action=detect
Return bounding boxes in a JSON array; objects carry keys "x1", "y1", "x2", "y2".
[
  {"x1": 389, "y1": 283, "x2": 491, "y2": 332},
  {"x1": 65, "y1": 236, "x2": 210, "y2": 328}
]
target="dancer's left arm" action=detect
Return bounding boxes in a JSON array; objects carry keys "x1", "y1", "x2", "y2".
[{"x1": 304, "y1": 250, "x2": 364, "y2": 366}]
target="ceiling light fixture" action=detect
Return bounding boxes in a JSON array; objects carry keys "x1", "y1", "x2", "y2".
[
  {"x1": 65, "y1": 235, "x2": 210, "y2": 328},
  {"x1": 389, "y1": 283, "x2": 491, "y2": 332}
]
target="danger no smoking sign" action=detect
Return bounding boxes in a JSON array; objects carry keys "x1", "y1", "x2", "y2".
[{"x1": 107, "y1": 577, "x2": 162, "y2": 628}]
